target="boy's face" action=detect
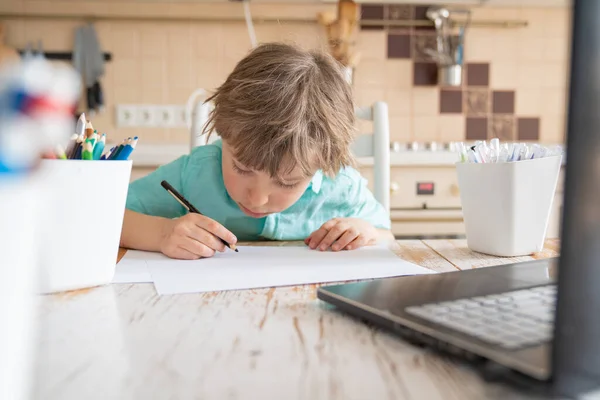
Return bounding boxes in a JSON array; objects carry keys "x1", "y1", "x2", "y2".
[{"x1": 222, "y1": 141, "x2": 313, "y2": 218}]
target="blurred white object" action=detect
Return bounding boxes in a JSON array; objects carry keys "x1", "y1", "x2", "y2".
[
  {"x1": 456, "y1": 155, "x2": 562, "y2": 257},
  {"x1": 185, "y1": 88, "x2": 215, "y2": 150},
  {"x1": 353, "y1": 101, "x2": 390, "y2": 214},
  {"x1": 36, "y1": 160, "x2": 132, "y2": 293},
  {"x1": 0, "y1": 178, "x2": 41, "y2": 400}
]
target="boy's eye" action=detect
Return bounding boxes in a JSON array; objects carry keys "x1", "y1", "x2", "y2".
[
  {"x1": 276, "y1": 181, "x2": 300, "y2": 190},
  {"x1": 233, "y1": 163, "x2": 252, "y2": 175}
]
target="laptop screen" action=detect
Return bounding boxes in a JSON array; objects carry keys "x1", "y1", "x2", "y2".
[{"x1": 552, "y1": 0, "x2": 600, "y2": 396}]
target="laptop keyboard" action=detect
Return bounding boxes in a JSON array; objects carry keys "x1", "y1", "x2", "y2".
[{"x1": 404, "y1": 285, "x2": 556, "y2": 350}]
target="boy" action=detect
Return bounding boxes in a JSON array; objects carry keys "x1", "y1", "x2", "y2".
[{"x1": 121, "y1": 43, "x2": 393, "y2": 260}]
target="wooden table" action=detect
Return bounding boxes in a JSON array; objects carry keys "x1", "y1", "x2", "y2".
[{"x1": 34, "y1": 239, "x2": 560, "y2": 400}]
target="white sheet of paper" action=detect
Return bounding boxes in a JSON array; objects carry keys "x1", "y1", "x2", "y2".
[
  {"x1": 145, "y1": 245, "x2": 435, "y2": 295},
  {"x1": 112, "y1": 250, "x2": 168, "y2": 283}
]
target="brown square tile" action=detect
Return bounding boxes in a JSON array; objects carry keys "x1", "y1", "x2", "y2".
[
  {"x1": 466, "y1": 63, "x2": 490, "y2": 87},
  {"x1": 440, "y1": 89, "x2": 462, "y2": 113},
  {"x1": 464, "y1": 89, "x2": 489, "y2": 116},
  {"x1": 361, "y1": 5, "x2": 385, "y2": 20},
  {"x1": 466, "y1": 117, "x2": 488, "y2": 140},
  {"x1": 414, "y1": 5, "x2": 436, "y2": 31},
  {"x1": 413, "y1": 62, "x2": 438, "y2": 86},
  {"x1": 388, "y1": 34, "x2": 411, "y2": 59},
  {"x1": 388, "y1": 5, "x2": 413, "y2": 20},
  {"x1": 360, "y1": 4, "x2": 385, "y2": 30},
  {"x1": 517, "y1": 117, "x2": 540, "y2": 141},
  {"x1": 492, "y1": 91, "x2": 515, "y2": 114},
  {"x1": 413, "y1": 34, "x2": 437, "y2": 62},
  {"x1": 490, "y1": 115, "x2": 515, "y2": 141}
]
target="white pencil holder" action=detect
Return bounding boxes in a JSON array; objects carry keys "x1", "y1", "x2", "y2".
[
  {"x1": 456, "y1": 156, "x2": 562, "y2": 257},
  {"x1": 36, "y1": 160, "x2": 132, "y2": 293},
  {"x1": 0, "y1": 178, "x2": 41, "y2": 400}
]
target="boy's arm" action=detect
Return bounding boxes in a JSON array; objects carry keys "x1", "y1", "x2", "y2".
[
  {"x1": 120, "y1": 209, "x2": 171, "y2": 251},
  {"x1": 377, "y1": 228, "x2": 395, "y2": 243}
]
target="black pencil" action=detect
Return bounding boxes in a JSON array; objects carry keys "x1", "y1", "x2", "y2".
[{"x1": 160, "y1": 180, "x2": 238, "y2": 252}]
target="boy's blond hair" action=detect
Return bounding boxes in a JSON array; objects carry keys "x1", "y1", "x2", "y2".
[{"x1": 204, "y1": 43, "x2": 356, "y2": 178}]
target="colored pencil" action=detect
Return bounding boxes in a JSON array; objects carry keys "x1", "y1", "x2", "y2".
[{"x1": 93, "y1": 133, "x2": 106, "y2": 160}]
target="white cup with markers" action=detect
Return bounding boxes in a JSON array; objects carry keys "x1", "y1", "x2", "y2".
[{"x1": 454, "y1": 139, "x2": 564, "y2": 257}]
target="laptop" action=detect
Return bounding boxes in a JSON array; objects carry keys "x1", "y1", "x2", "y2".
[{"x1": 317, "y1": 1, "x2": 600, "y2": 398}]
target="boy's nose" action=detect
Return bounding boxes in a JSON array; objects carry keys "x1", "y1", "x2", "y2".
[{"x1": 246, "y1": 189, "x2": 269, "y2": 209}]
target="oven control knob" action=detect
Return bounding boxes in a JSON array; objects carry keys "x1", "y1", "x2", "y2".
[
  {"x1": 390, "y1": 182, "x2": 400, "y2": 193},
  {"x1": 450, "y1": 184, "x2": 460, "y2": 196}
]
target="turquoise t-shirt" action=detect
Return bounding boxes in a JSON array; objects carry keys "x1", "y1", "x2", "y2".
[{"x1": 126, "y1": 141, "x2": 391, "y2": 241}]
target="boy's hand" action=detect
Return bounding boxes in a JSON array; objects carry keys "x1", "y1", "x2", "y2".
[
  {"x1": 305, "y1": 218, "x2": 378, "y2": 251},
  {"x1": 159, "y1": 214, "x2": 237, "y2": 260}
]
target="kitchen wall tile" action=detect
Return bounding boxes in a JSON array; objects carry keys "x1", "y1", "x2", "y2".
[
  {"x1": 412, "y1": 88, "x2": 439, "y2": 116},
  {"x1": 385, "y1": 60, "x2": 413, "y2": 89},
  {"x1": 358, "y1": 30, "x2": 387, "y2": 60},
  {"x1": 464, "y1": 32, "x2": 496, "y2": 62},
  {"x1": 439, "y1": 89, "x2": 462, "y2": 114},
  {"x1": 196, "y1": 60, "x2": 226, "y2": 90},
  {"x1": 466, "y1": 117, "x2": 488, "y2": 140},
  {"x1": 492, "y1": 91, "x2": 515, "y2": 114},
  {"x1": 222, "y1": 24, "x2": 253, "y2": 60},
  {"x1": 464, "y1": 89, "x2": 489, "y2": 116},
  {"x1": 141, "y1": 59, "x2": 167, "y2": 89},
  {"x1": 540, "y1": 89, "x2": 567, "y2": 118},
  {"x1": 490, "y1": 31, "x2": 519, "y2": 63},
  {"x1": 3, "y1": 20, "x2": 25, "y2": 48},
  {"x1": 113, "y1": 86, "x2": 142, "y2": 103},
  {"x1": 139, "y1": 128, "x2": 169, "y2": 143},
  {"x1": 167, "y1": 128, "x2": 190, "y2": 144},
  {"x1": 389, "y1": 116, "x2": 412, "y2": 142},
  {"x1": 360, "y1": 4, "x2": 385, "y2": 30},
  {"x1": 516, "y1": 89, "x2": 543, "y2": 116},
  {"x1": 361, "y1": 4, "x2": 385, "y2": 20},
  {"x1": 140, "y1": 26, "x2": 167, "y2": 58},
  {"x1": 539, "y1": 62, "x2": 568, "y2": 89},
  {"x1": 354, "y1": 59, "x2": 387, "y2": 88},
  {"x1": 542, "y1": 36, "x2": 568, "y2": 62},
  {"x1": 490, "y1": 115, "x2": 515, "y2": 141},
  {"x1": 387, "y1": 5, "x2": 413, "y2": 21},
  {"x1": 544, "y1": 8, "x2": 571, "y2": 39},
  {"x1": 168, "y1": 58, "x2": 194, "y2": 89},
  {"x1": 141, "y1": 87, "x2": 166, "y2": 104},
  {"x1": 387, "y1": 34, "x2": 411, "y2": 59},
  {"x1": 517, "y1": 117, "x2": 540, "y2": 141},
  {"x1": 113, "y1": 58, "x2": 141, "y2": 87},
  {"x1": 355, "y1": 88, "x2": 386, "y2": 108},
  {"x1": 541, "y1": 117, "x2": 566, "y2": 144},
  {"x1": 490, "y1": 62, "x2": 517, "y2": 89},
  {"x1": 439, "y1": 115, "x2": 465, "y2": 142},
  {"x1": 518, "y1": 36, "x2": 545, "y2": 61},
  {"x1": 384, "y1": 89, "x2": 411, "y2": 117},
  {"x1": 520, "y1": 8, "x2": 547, "y2": 38},
  {"x1": 413, "y1": 34, "x2": 437, "y2": 62},
  {"x1": 466, "y1": 63, "x2": 489, "y2": 87},
  {"x1": 194, "y1": 24, "x2": 223, "y2": 59},
  {"x1": 413, "y1": 116, "x2": 439, "y2": 141},
  {"x1": 517, "y1": 62, "x2": 546, "y2": 88},
  {"x1": 413, "y1": 62, "x2": 437, "y2": 86},
  {"x1": 168, "y1": 24, "x2": 193, "y2": 60},
  {"x1": 109, "y1": 23, "x2": 139, "y2": 57}
]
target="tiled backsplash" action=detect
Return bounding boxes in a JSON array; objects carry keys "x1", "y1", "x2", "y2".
[
  {"x1": 354, "y1": 4, "x2": 570, "y2": 144},
  {"x1": 2, "y1": 1, "x2": 569, "y2": 146}
]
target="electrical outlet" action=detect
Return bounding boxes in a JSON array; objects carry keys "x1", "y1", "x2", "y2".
[
  {"x1": 137, "y1": 105, "x2": 157, "y2": 127},
  {"x1": 115, "y1": 105, "x2": 138, "y2": 127},
  {"x1": 155, "y1": 105, "x2": 187, "y2": 128},
  {"x1": 155, "y1": 106, "x2": 175, "y2": 127}
]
